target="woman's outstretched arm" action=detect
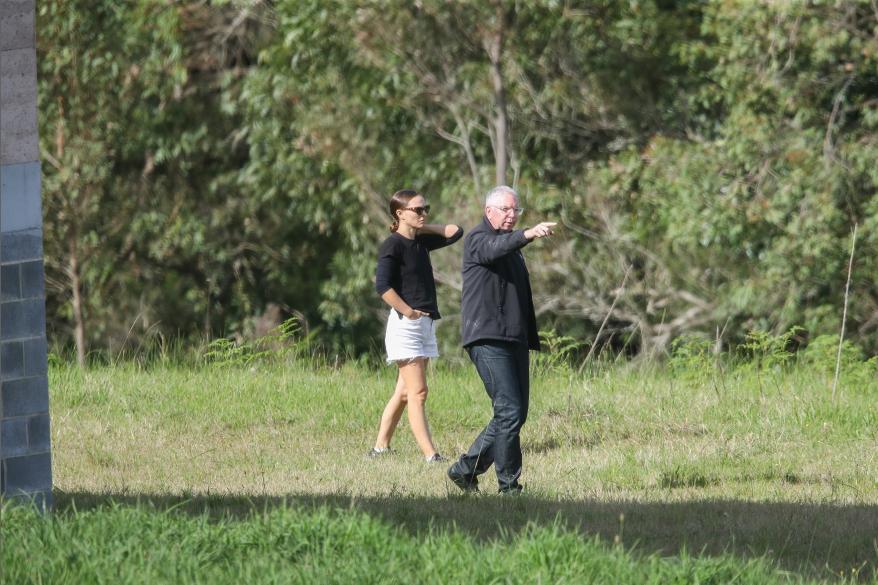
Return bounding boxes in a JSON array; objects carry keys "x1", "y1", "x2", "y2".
[{"x1": 419, "y1": 224, "x2": 463, "y2": 238}]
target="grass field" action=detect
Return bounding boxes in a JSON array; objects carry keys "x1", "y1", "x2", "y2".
[{"x1": 3, "y1": 345, "x2": 878, "y2": 583}]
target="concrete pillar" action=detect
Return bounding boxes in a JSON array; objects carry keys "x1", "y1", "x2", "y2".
[{"x1": 1, "y1": 0, "x2": 52, "y2": 509}]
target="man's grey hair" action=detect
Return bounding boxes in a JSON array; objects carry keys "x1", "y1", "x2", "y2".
[{"x1": 485, "y1": 185, "x2": 518, "y2": 207}]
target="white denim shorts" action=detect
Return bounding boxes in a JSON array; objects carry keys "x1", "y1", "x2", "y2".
[{"x1": 384, "y1": 309, "x2": 439, "y2": 364}]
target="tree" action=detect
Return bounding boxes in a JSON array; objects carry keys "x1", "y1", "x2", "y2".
[{"x1": 38, "y1": 0, "x2": 189, "y2": 364}]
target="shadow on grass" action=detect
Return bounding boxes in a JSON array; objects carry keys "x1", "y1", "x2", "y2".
[{"x1": 52, "y1": 488, "x2": 877, "y2": 580}]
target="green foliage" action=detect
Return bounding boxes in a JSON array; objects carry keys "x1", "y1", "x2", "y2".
[
  {"x1": 801, "y1": 334, "x2": 863, "y2": 373},
  {"x1": 534, "y1": 329, "x2": 585, "y2": 373},
  {"x1": 739, "y1": 327, "x2": 803, "y2": 371},
  {"x1": 800, "y1": 334, "x2": 878, "y2": 388},
  {"x1": 668, "y1": 335, "x2": 716, "y2": 385},
  {"x1": 38, "y1": 0, "x2": 272, "y2": 350},
  {"x1": 202, "y1": 317, "x2": 310, "y2": 367},
  {"x1": 34, "y1": 1, "x2": 878, "y2": 358}
]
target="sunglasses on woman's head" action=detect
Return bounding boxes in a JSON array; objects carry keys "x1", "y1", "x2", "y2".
[{"x1": 403, "y1": 205, "x2": 430, "y2": 216}]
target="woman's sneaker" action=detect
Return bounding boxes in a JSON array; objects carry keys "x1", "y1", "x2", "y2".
[
  {"x1": 426, "y1": 453, "x2": 447, "y2": 463},
  {"x1": 366, "y1": 447, "x2": 391, "y2": 458}
]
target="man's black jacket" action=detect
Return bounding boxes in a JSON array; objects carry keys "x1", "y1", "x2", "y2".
[{"x1": 460, "y1": 217, "x2": 541, "y2": 351}]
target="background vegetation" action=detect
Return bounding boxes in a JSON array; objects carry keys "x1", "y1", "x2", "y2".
[{"x1": 36, "y1": 0, "x2": 878, "y2": 363}]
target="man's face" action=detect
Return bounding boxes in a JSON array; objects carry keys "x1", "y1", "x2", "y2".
[{"x1": 485, "y1": 192, "x2": 520, "y2": 231}]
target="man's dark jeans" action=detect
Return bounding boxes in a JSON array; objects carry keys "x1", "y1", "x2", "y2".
[{"x1": 449, "y1": 340, "x2": 529, "y2": 492}]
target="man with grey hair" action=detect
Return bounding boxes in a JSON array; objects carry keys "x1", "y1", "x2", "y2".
[{"x1": 448, "y1": 185, "x2": 556, "y2": 493}]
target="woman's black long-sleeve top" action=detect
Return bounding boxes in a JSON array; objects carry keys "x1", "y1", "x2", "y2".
[{"x1": 374, "y1": 226, "x2": 463, "y2": 319}]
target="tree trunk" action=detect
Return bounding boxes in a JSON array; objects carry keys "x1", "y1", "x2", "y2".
[
  {"x1": 204, "y1": 286, "x2": 212, "y2": 339},
  {"x1": 485, "y1": 5, "x2": 509, "y2": 186},
  {"x1": 58, "y1": 96, "x2": 87, "y2": 367},
  {"x1": 68, "y1": 237, "x2": 86, "y2": 368},
  {"x1": 450, "y1": 106, "x2": 482, "y2": 199}
]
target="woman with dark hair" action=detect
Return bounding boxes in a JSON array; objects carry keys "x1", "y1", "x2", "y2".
[{"x1": 370, "y1": 189, "x2": 463, "y2": 462}]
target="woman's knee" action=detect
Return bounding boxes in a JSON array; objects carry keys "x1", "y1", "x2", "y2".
[{"x1": 408, "y1": 385, "x2": 429, "y2": 403}]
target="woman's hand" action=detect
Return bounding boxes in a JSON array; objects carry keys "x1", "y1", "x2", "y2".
[
  {"x1": 381, "y1": 289, "x2": 429, "y2": 320},
  {"x1": 405, "y1": 308, "x2": 431, "y2": 320}
]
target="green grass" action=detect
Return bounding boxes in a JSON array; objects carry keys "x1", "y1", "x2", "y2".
[
  {"x1": 4, "y1": 352, "x2": 878, "y2": 582},
  {"x1": 2, "y1": 502, "x2": 830, "y2": 584}
]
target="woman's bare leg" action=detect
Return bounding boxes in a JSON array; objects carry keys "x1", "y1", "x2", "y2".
[
  {"x1": 399, "y1": 358, "x2": 437, "y2": 457},
  {"x1": 374, "y1": 370, "x2": 407, "y2": 449}
]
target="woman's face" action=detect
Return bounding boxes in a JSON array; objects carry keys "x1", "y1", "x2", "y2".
[{"x1": 398, "y1": 195, "x2": 428, "y2": 229}]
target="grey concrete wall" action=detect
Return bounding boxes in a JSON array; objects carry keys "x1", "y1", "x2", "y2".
[{"x1": 1, "y1": 0, "x2": 52, "y2": 510}]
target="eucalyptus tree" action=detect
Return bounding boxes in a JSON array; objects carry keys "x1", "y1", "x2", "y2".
[
  {"x1": 38, "y1": 0, "x2": 191, "y2": 363},
  {"x1": 38, "y1": 0, "x2": 273, "y2": 359}
]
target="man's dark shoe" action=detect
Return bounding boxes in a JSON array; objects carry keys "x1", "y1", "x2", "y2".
[
  {"x1": 447, "y1": 466, "x2": 478, "y2": 492},
  {"x1": 498, "y1": 484, "x2": 523, "y2": 495}
]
